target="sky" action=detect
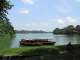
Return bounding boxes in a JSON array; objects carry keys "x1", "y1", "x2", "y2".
[{"x1": 8, "y1": 0, "x2": 80, "y2": 31}]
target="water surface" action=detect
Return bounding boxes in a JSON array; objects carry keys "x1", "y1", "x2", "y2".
[{"x1": 11, "y1": 33, "x2": 80, "y2": 48}]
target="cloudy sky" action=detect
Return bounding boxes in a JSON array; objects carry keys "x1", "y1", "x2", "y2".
[{"x1": 8, "y1": 0, "x2": 80, "y2": 31}]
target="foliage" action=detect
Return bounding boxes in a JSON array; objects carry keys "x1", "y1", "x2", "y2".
[
  {"x1": 0, "y1": 34, "x2": 12, "y2": 50},
  {"x1": 53, "y1": 28, "x2": 64, "y2": 34},
  {"x1": 75, "y1": 25, "x2": 80, "y2": 34},
  {"x1": 64, "y1": 25, "x2": 75, "y2": 34},
  {"x1": 0, "y1": 0, "x2": 15, "y2": 36},
  {"x1": 0, "y1": 0, "x2": 13, "y2": 20},
  {"x1": 53, "y1": 25, "x2": 80, "y2": 34}
]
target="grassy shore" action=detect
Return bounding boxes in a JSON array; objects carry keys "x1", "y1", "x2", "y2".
[
  {"x1": 0, "y1": 44, "x2": 80, "y2": 59},
  {"x1": 0, "y1": 45, "x2": 59, "y2": 56},
  {"x1": 0, "y1": 34, "x2": 13, "y2": 50}
]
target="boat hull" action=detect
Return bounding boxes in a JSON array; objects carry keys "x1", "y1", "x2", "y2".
[{"x1": 20, "y1": 39, "x2": 56, "y2": 46}]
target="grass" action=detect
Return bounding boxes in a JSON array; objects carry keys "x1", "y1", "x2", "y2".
[
  {"x1": 0, "y1": 45, "x2": 59, "y2": 56},
  {"x1": 0, "y1": 33, "x2": 12, "y2": 50},
  {"x1": 0, "y1": 44, "x2": 80, "y2": 60}
]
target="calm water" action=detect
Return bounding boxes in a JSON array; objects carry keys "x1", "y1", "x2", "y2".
[{"x1": 11, "y1": 33, "x2": 80, "y2": 48}]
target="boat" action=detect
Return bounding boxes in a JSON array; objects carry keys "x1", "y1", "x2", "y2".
[{"x1": 20, "y1": 39, "x2": 56, "y2": 46}]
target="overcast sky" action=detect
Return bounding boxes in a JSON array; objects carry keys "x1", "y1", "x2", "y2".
[{"x1": 8, "y1": 0, "x2": 80, "y2": 31}]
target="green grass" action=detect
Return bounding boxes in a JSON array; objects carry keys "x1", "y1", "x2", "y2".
[
  {"x1": 0, "y1": 34, "x2": 12, "y2": 50},
  {"x1": 0, "y1": 44, "x2": 80, "y2": 57},
  {"x1": 0, "y1": 45, "x2": 59, "y2": 56}
]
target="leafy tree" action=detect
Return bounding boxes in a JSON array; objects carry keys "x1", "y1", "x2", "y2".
[
  {"x1": 64, "y1": 25, "x2": 75, "y2": 34},
  {"x1": 75, "y1": 25, "x2": 80, "y2": 33},
  {"x1": 0, "y1": 0, "x2": 14, "y2": 36},
  {"x1": 0, "y1": 0, "x2": 13, "y2": 20},
  {"x1": 53, "y1": 28, "x2": 63, "y2": 34},
  {"x1": 53, "y1": 25, "x2": 76, "y2": 34}
]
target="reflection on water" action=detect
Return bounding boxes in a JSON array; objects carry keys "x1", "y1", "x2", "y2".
[
  {"x1": 11, "y1": 33, "x2": 80, "y2": 48},
  {"x1": 54, "y1": 35, "x2": 80, "y2": 45}
]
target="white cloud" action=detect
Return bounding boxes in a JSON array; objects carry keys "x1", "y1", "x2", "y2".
[
  {"x1": 19, "y1": 9, "x2": 30, "y2": 14},
  {"x1": 57, "y1": 19, "x2": 65, "y2": 24},
  {"x1": 74, "y1": 0, "x2": 80, "y2": 2},
  {"x1": 14, "y1": 16, "x2": 79, "y2": 31},
  {"x1": 25, "y1": 22, "x2": 50, "y2": 31},
  {"x1": 66, "y1": 16, "x2": 77, "y2": 23},
  {"x1": 21, "y1": 0, "x2": 34, "y2": 4},
  {"x1": 24, "y1": 17, "x2": 78, "y2": 31},
  {"x1": 56, "y1": 16, "x2": 78, "y2": 26}
]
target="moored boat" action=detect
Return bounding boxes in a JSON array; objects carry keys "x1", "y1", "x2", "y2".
[{"x1": 20, "y1": 39, "x2": 56, "y2": 46}]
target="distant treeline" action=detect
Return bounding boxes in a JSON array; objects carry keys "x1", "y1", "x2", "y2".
[
  {"x1": 15, "y1": 30, "x2": 50, "y2": 33},
  {"x1": 53, "y1": 25, "x2": 80, "y2": 34}
]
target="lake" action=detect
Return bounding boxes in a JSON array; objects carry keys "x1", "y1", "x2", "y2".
[{"x1": 10, "y1": 33, "x2": 80, "y2": 48}]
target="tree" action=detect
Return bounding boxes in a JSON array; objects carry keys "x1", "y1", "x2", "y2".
[
  {"x1": 0, "y1": 0, "x2": 13, "y2": 20},
  {"x1": 53, "y1": 28, "x2": 63, "y2": 34},
  {"x1": 53, "y1": 25, "x2": 76, "y2": 34},
  {"x1": 64, "y1": 25, "x2": 75, "y2": 34},
  {"x1": 0, "y1": 0, "x2": 14, "y2": 36},
  {"x1": 75, "y1": 25, "x2": 80, "y2": 34}
]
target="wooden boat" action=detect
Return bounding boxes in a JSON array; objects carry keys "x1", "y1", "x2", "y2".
[{"x1": 20, "y1": 39, "x2": 56, "y2": 46}]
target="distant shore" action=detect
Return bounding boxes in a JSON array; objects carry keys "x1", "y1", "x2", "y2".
[{"x1": 15, "y1": 30, "x2": 52, "y2": 34}]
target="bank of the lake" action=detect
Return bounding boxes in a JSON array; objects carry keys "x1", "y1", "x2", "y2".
[
  {"x1": 0, "y1": 45, "x2": 58, "y2": 56},
  {"x1": 0, "y1": 44, "x2": 80, "y2": 60},
  {"x1": 0, "y1": 34, "x2": 14, "y2": 50},
  {"x1": 0, "y1": 44, "x2": 80, "y2": 56}
]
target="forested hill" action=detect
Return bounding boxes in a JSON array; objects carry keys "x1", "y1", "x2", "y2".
[{"x1": 53, "y1": 25, "x2": 80, "y2": 34}]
